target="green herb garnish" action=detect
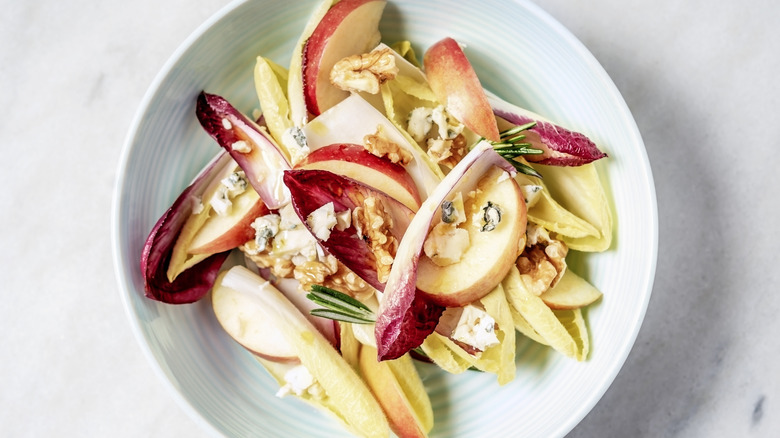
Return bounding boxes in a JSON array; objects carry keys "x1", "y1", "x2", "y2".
[
  {"x1": 307, "y1": 285, "x2": 375, "y2": 324},
  {"x1": 484, "y1": 122, "x2": 544, "y2": 178}
]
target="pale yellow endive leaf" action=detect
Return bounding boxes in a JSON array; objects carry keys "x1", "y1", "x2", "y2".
[
  {"x1": 478, "y1": 284, "x2": 516, "y2": 385},
  {"x1": 384, "y1": 350, "x2": 435, "y2": 433},
  {"x1": 420, "y1": 332, "x2": 472, "y2": 374},
  {"x1": 534, "y1": 163, "x2": 613, "y2": 252},
  {"x1": 515, "y1": 172, "x2": 601, "y2": 240},
  {"x1": 254, "y1": 56, "x2": 293, "y2": 155},
  {"x1": 338, "y1": 322, "x2": 361, "y2": 372},
  {"x1": 502, "y1": 266, "x2": 579, "y2": 359},
  {"x1": 553, "y1": 308, "x2": 590, "y2": 361}
]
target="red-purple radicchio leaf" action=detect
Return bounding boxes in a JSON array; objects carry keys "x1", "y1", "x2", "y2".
[
  {"x1": 488, "y1": 94, "x2": 607, "y2": 166},
  {"x1": 283, "y1": 168, "x2": 413, "y2": 291},
  {"x1": 140, "y1": 153, "x2": 233, "y2": 304}
]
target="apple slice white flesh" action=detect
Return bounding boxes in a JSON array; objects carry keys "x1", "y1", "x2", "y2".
[
  {"x1": 302, "y1": 0, "x2": 387, "y2": 116},
  {"x1": 539, "y1": 269, "x2": 603, "y2": 310},
  {"x1": 288, "y1": 0, "x2": 338, "y2": 127},
  {"x1": 423, "y1": 37, "x2": 500, "y2": 142},
  {"x1": 213, "y1": 266, "x2": 390, "y2": 436},
  {"x1": 167, "y1": 157, "x2": 246, "y2": 281},
  {"x1": 295, "y1": 143, "x2": 421, "y2": 211},
  {"x1": 187, "y1": 187, "x2": 269, "y2": 254},
  {"x1": 271, "y1": 277, "x2": 340, "y2": 348},
  {"x1": 416, "y1": 166, "x2": 527, "y2": 307},
  {"x1": 303, "y1": 93, "x2": 441, "y2": 199},
  {"x1": 212, "y1": 268, "x2": 301, "y2": 363}
]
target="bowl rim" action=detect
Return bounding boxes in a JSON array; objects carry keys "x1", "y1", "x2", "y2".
[{"x1": 111, "y1": 1, "x2": 246, "y2": 436}]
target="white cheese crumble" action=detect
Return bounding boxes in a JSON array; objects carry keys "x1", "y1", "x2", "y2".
[
  {"x1": 281, "y1": 127, "x2": 310, "y2": 166},
  {"x1": 249, "y1": 214, "x2": 281, "y2": 253},
  {"x1": 450, "y1": 305, "x2": 500, "y2": 352},
  {"x1": 423, "y1": 223, "x2": 470, "y2": 266},
  {"x1": 272, "y1": 204, "x2": 319, "y2": 264},
  {"x1": 423, "y1": 193, "x2": 469, "y2": 266},
  {"x1": 190, "y1": 195, "x2": 204, "y2": 215},
  {"x1": 431, "y1": 105, "x2": 464, "y2": 140},
  {"x1": 407, "y1": 107, "x2": 433, "y2": 142},
  {"x1": 275, "y1": 364, "x2": 324, "y2": 399},
  {"x1": 209, "y1": 171, "x2": 249, "y2": 216},
  {"x1": 521, "y1": 184, "x2": 543, "y2": 208},
  {"x1": 307, "y1": 202, "x2": 338, "y2": 241},
  {"x1": 334, "y1": 208, "x2": 352, "y2": 231},
  {"x1": 210, "y1": 187, "x2": 232, "y2": 216},
  {"x1": 231, "y1": 140, "x2": 251, "y2": 153},
  {"x1": 221, "y1": 171, "x2": 248, "y2": 196}
]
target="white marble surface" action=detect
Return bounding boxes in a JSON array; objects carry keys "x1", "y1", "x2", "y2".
[{"x1": 2, "y1": 0, "x2": 778, "y2": 436}]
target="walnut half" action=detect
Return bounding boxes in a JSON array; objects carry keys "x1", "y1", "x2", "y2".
[
  {"x1": 330, "y1": 48, "x2": 398, "y2": 95},
  {"x1": 516, "y1": 224, "x2": 568, "y2": 295}
]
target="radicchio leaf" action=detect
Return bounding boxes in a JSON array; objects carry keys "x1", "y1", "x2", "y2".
[
  {"x1": 375, "y1": 142, "x2": 517, "y2": 360},
  {"x1": 196, "y1": 92, "x2": 292, "y2": 209},
  {"x1": 140, "y1": 152, "x2": 233, "y2": 304},
  {"x1": 283, "y1": 168, "x2": 413, "y2": 291},
  {"x1": 487, "y1": 92, "x2": 607, "y2": 166}
]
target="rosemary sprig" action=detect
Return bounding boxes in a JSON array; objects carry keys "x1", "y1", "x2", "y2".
[
  {"x1": 306, "y1": 285, "x2": 375, "y2": 324},
  {"x1": 485, "y1": 122, "x2": 543, "y2": 178}
]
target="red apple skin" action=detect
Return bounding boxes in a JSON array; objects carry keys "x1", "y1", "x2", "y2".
[
  {"x1": 187, "y1": 197, "x2": 270, "y2": 254},
  {"x1": 295, "y1": 143, "x2": 421, "y2": 211},
  {"x1": 423, "y1": 37, "x2": 501, "y2": 142},
  {"x1": 302, "y1": 0, "x2": 386, "y2": 116}
]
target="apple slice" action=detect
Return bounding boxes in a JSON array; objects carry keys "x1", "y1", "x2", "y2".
[
  {"x1": 214, "y1": 266, "x2": 390, "y2": 436},
  {"x1": 539, "y1": 269, "x2": 603, "y2": 310},
  {"x1": 272, "y1": 277, "x2": 340, "y2": 349},
  {"x1": 416, "y1": 166, "x2": 526, "y2": 307},
  {"x1": 303, "y1": 93, "x2": 442, "y2": 199},
  {"x1": 302, "y1": 0, "x2": 387, "y2": 116},
  {"x1": 212, "y1": 269, "x2": 300, "y2": 363},
  {"x1": 187, "y1": 188, "x2": 269, "y2": 254},
  {"x1": 375, "y1": 142, "x2": 516, "y2": 361},
  {"x1": 288, "y1": 0, "x2": 338, "y2": 127},
  {"x1": 165, "y1": 156, "x2": 245, "y2": 281},
  {"x1": 295, "y1": 143, "x2": 421, "y2": 211},
  {"x1": 423, "y1": 37, "x2": 500, "y2": 142},
  {"x1": 359, "y1": 345, "x2": 433, "y2": 438}
]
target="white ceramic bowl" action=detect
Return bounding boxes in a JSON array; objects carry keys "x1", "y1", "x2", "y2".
[{"x1": 112, "y1": 0, "x2": 657, "y2": 436}]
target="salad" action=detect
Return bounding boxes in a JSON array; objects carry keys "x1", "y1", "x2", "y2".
[{"x1": 140, "y1": 0, "x2": 613, "y2": 436}]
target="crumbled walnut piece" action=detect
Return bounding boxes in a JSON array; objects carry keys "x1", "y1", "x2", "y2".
[
  {"x1": 364, "y1": 125, "x2": 412, "y2": 165},
  {"x1": 515, "y1": 224, "x2": 568, "y2": 295},
  {"x1": 330, "y1": 48, "x2": 398, "y2": 94},
  {"x1": 427, "y1": 133, "x2": 468, "y2": 169},
  {"x1": 352, "y1": 196, "x2": 398, "y2": 283},
  {"x1": 241, "y1": 245, "x2": 295, "y2": 279},
  {"x1": 293, "y1": 254, "x2": 339, "y2": 291},
  {"x1": 320, "y1": 263, "x2": 375, "y2": 302}
]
